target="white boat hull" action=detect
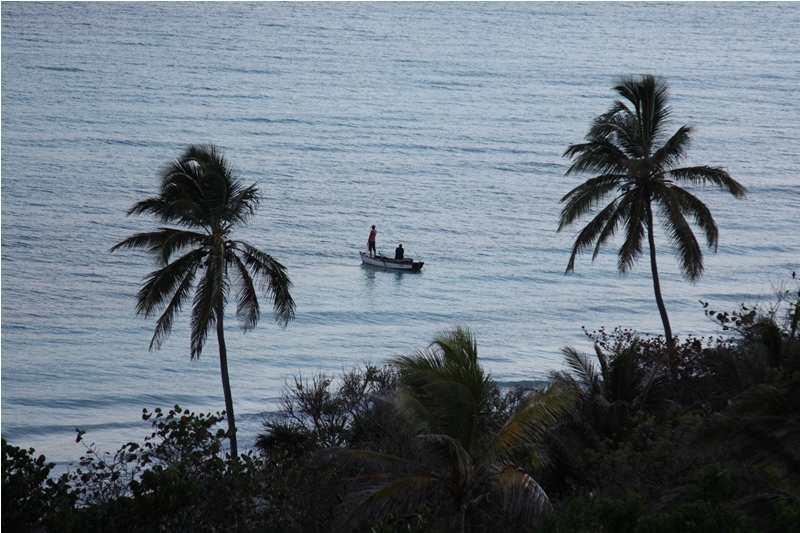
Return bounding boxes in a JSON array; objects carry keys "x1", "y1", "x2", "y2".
[{"x1": 360, "y1": 251, "x2": 424, "y2": 271}]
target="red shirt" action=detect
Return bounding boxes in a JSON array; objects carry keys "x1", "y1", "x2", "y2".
[{"x1": 369, "y1": 229, "x2": 377, "y2": 242}]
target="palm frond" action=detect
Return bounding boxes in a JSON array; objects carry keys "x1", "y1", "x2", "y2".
[
  {"x1": 667, "y1": 166, "x2": 746, "y2": 198},
  {"x1": 665, "y1": 185, "x2": 719, "y2": 249},
  {"x1": 394, "y1": 327, "x2": 491, "y2": 451},
  {"x1": 189, "y1": 247, "x2": 227, "y2": 359},
  {"x1": 155, "y1": 161, "x2": 210, "y2": 226},
  {"x1": 224, "y1": 183, "x2": 261, "y2": 227},
  {"x1": 178, "y1": 144, "x2": 262, "y2": 229},
  {"x1": 563, "y1": 198, "x2": 622, "y2": 273},
  {"x1": 336, "y1": 475, "x2": 441, "y2": 533},
  {"x1": 239, "y1": 242, "x2": 295, "y2": 326},
  {"x1": 590, "y1": 193, "x2": 635, "y2": 263},
  {"x1": 149, "y1": 263, "x2": 199, "y2": 351},
  {"x1": 159, "y1": 229, "x2": 207, "y2": 263},
  {"x1": 134, "y1": 249, "x2": 204, "y2": 318},
  {"x1": 126, "y1": 196, "x2": 170, "y2": 219},
  {"x1": 563, "y1": 138, "x2": 629, "y2": 176},
  {"x1": 229, "y1": 252, "x2": 260, "y2": 331},
  {"x1": 323, "y1": 447, "x2": 427, "y2": 473},
  {"x1": 489, "y1": 385, "x2": 575, "y2": 458},
  {"x1": 653, "y1": 125, "x2": 692, "y2": 169},
  {"x1": 615, "y1": 75, "x2": 671, "y2": 155},
  {"x1": 559, "y1": 347, "x2": 601, "y2": 395},
  {"x1": 429, "y1": 326, "x2": 480, "y2": 368},
  {"x1": 415, "y1": 378, "x2": 480, "y2": 451},
  {"x1": 491, "y1": 467, "x2": 552, "y2": 518},
  {"x1": 393, "y1": 390, "x2": 440, "y2": 436},
  {"x1": 110, "y1": 228, "x2": 202, "y2": 261},
  {"x1": 654, "y1": 185, "x2": 705, "y2": 280},
  {"x1": 591, "y1": 105, "x2": 643, "y2": 159},
  {"x1": 418, "y1": 433, "x2": 473, "y2": 476},
  {"x1": 617, "y1": 194, "x2": 646, "y2": 274},
  {"x1": 604, "y1": 345, "x2": 647, "y2": 405},
  {"x1": 587, "y1": 100, "x2": 631, "y2": 139},
  {"x1": 557, "y1": 174, "x2": 625, "y2": 231},
  {"x1": 395, "y1": 326, "x2": 485, "y2": 397}
]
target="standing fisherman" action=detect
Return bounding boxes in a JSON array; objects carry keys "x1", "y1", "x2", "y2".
[{"x1": 368, "y1": 225, "x2": 377, "y2": 258}]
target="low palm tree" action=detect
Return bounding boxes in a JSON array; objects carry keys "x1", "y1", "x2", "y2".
[
  {"x1": 558, "y1": 75, "x2": 746, "y2": 341},
  {"x1": 550, "y1": 343, "x2": 663, "y2": 440},
  {"x1": 111, "y1": 144, "x2": 295, "y2": 457},
  {"x1": 330, "y1": 327, "x2": 575, "y2": 532}
]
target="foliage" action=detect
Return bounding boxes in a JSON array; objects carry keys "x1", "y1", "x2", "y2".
[
  {"x1": 695, "y1": 282, "x2": 800, "y2": 495},
  {"x1": 565, "y1": 411, "x2": 704, "y2": 503},
  {"x1": 324, "y1": 326, "x2": 575, "y2": 533},
  {"x1": 700, "y1": 380, "x2": 800, "y2": 493},
  {"x1": 254, "y1": 364, "x2": 412, "y2": 531},
  {"x1": 111, "y1": 144, "x2": 295, "y2": 457},
  {"x1": 2, "y1": 439, "x2": 78, "y2": 533},
  {"x1": 702, "y1": 279, "x2": 800, "y2": 373},
  {"x1": 774, "y1": 500, "x2": 800, "y2": 533},
  {"x1": 257, "y1": 363, "x2": 401, "y2": 454},
  {"x1": 543, "y1": 493, "x2": 647, "y2": 533},
  {"x1": 65, "y1": 405, "x2": 297, "y2": 532},
  {"x1": 558, "y1": 74, "x2": 745, "y2": 340},
  {"x1": 543, "y1": 465, "x2": 758, "y2": 533},
  {"x1": 550, "y1": 331, "x2": 666, "y2": 441},
  {"x1": 637, "y1": 464, "x2": 757, "y2": 533}
]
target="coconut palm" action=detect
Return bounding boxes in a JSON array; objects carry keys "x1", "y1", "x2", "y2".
[
  {"x1": 550, "y1": 343, "x2": 663, "y2": 440},
  {"x1": 330, "y1": 326, "x2": 575, "y2": 532},
  {"x1": 111, "y1": 144, "x2": 295, "y2": 457},
  {"x1": 558, "y1": 75, "x2": 745, "y2": 341}
]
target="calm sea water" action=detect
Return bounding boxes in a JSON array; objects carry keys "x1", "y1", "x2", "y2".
[{"x1": 3, "y1": 2, "x2": 799, "y2": 466}]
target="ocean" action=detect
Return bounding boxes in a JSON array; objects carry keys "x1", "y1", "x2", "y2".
[{"x1": 2, "y1": 2, "x2": 799, "y2": 467}]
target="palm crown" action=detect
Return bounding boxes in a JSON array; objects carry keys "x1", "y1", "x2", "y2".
[
  {"x1": 558, "y1": 75, "x2": 745, "y2": 339},
  {"x1": 112, "y1": 144, "x2": 295, "y2": 456},
  {"x1": 332, "y1": 327, "x2": 575, "y2": 532}
]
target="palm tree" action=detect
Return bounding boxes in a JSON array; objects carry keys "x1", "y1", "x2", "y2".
[
  {"x1": 111, "y1": 144, "x2": 295, "y2": 457},
  {"x1": 558, "y1": 75, "x2": 745, "y2": 341},
  {"x1": 330, "y1": 327, "x2": 575, "y2": 532},
  {"x1": 550, "y1": 343, "x2": 663, "y2": 440}
]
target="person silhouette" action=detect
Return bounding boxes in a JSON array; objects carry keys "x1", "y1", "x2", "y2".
[{"x1": 395, "y1": 244, "x2": 404, "y2": 260}]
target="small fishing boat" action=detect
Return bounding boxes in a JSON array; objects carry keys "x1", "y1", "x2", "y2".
[{"x1": 360, "y1": 251, "x2": 424, "y2": 271}]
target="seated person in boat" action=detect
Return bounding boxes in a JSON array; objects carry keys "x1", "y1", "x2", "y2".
[{"x1": 395, "y1": 244, "x2": 404, "y2": 260}]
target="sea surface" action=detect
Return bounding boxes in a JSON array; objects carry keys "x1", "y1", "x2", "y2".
[{"x1": 3, "y1": 2, "x2": 799, "y2": 467}]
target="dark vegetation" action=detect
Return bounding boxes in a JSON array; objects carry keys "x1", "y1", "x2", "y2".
[{"x1": 4, "y1": 285, "x2": 799, "y2": 532}]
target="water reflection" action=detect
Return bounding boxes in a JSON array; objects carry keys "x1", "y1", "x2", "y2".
[
  {"x1": 360, "y1": 264, "x2": 421, "y2": 294},
  {"x1": 362, "y1": 265, "x2": 378, "y2": 289}
]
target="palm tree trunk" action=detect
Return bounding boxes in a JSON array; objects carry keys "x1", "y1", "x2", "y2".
[
  {"x1": 646, "y1": 203, "x2": 673, "y2": 343},
  {"x1": 217, "y1": 315, "x2": 238, "y2": 458}
]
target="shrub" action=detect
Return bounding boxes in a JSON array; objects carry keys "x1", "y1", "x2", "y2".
[
  {"x1": 70, "y1": 405, "x2": 296, "y2": 532},
  {"x1": 2, "y1": 439, "x2": 78, "y2": 532}
]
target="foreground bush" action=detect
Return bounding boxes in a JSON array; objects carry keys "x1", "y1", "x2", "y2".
[
  {"x1": 4, "y1": 407, "x2": 302, "y2": 533},
  {"x1": 2, "y1": 439, "x2": 78, "y2": 532}
]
